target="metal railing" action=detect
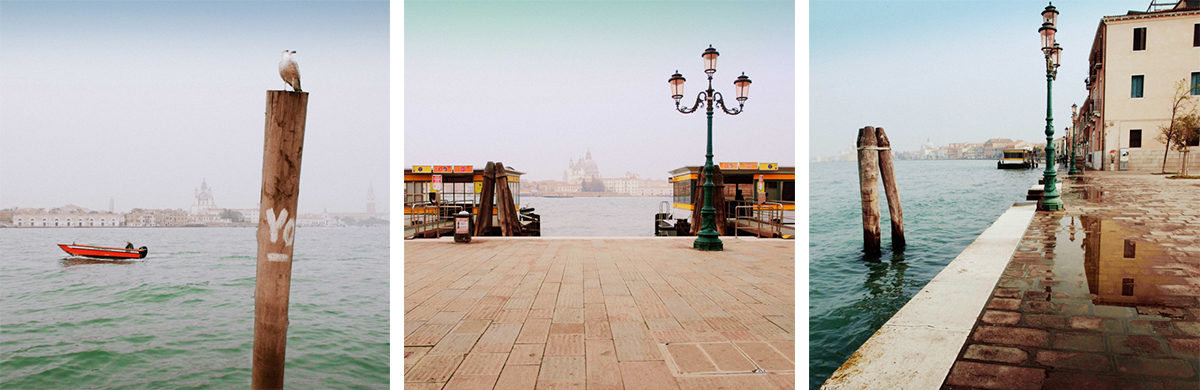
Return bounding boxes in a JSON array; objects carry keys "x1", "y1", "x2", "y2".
[
  {"x1": 730, "y1": 201, "x2": 786, "y2": 238},
  {"x1": 404, "y1": 202, "x2": 467, "y2": 239}
]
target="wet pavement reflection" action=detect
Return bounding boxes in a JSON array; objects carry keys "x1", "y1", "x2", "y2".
[{"x1": 944, "y1": 174, "x2": 1200, "y2": 389}]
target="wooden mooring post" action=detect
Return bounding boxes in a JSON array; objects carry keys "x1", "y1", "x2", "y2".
[
  {"x1": 474, "y1": 162, "x2": 495, "y2": 236},
  {"x1": 253, "y1": 90, "x2": 308, "y2": 389},
  {"x1": 876, "y1": 127, "x2": 905, "y2": 249},
  {"x1": 857, "y1": 126, "x2": 905, "y2": 254},
  {"x1": 856, "y1": 127, "x2": 882, "y2": 254}
]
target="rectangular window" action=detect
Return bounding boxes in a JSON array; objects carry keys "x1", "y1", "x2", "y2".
[
  {"x1": 1124, "y1": 239, "x2": 1137, "y2": 258},
  {"x1": 1131, "y1": 75, "x2": 1144, "y2": 98},
  {"x1": 1129, "y1": 129, "x2": 1142, "y2": 148},
  {"x1": 1122, "y1": 278, "x2": 1135, "y2": 296},
  {"x1": 1133, "y1": 27, "x2": 1146, "y2": 51},
  {"x1": 1194, "y1": 24, "x2": 1199, "y2": 47},
  {"x1": 1192, "y1": 72, "x2": 1200, "y2": 96}
]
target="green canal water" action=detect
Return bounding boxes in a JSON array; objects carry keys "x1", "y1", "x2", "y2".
[
  {"x1": 0, "y1": 227, "x2": 388, "y2": 388},
  {"x1": 809, "y1": 160, "x2": 1044, "y2": 388}
]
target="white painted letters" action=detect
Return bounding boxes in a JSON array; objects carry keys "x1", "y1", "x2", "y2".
[{"x1": 263, "y1": 207, "x2": 296, "y2": 246}]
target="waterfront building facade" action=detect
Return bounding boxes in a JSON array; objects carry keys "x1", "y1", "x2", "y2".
[
  {"x1": 125, "y1": 208, "x2": 190, "y2": 227},
  {"x1": 562, "y1": 150, "x2": 602, "y2": 186},
  {"x1": 1078, "y1": 1, "x2": 1200, "y2": 171},
  {"x1": 12, "y1": 205, "x2": 124, "y2": 227}
]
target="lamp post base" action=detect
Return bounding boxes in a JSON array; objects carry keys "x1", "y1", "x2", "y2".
[
  {"x1": 1040, "y1": 196, "x2": 1064, "y2": 211},
  {"x1": 1068, "y1": 166, "x2": 1081, "y2": 175},
  {"x1": 693, "y1": 235, "x2": 723, "y2": 251}
]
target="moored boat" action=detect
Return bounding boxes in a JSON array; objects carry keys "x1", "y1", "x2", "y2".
[
  {"x1": 57, "y1": 243, "x2": 148, "y2": 259},
  {"x1": 998, "y1": 148, "x2": 1038, "y2": 169}
]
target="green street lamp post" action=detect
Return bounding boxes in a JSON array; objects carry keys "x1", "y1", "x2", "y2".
[
  {"x1": 669, "y1": 45, "x2": 752, "y2": 251},
  {"x1": 1068, "y1": 103, "x2": 1081, "y2": 174},
  {"x1": 1038, "y1": 3, "x2": 1064, "y2": 211}
]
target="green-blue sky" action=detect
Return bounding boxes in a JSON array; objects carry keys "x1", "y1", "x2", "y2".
[
  {"x1": 811, "y1": 0, "x2": 1154, "y2": 157},
  {"x1": 404, "y1": 0, "x2": 796, "y2": 181}
]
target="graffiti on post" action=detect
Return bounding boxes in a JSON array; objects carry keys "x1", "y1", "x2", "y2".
[{"x1": 263, "y1": 207, "x2": 296, "y2": 262}]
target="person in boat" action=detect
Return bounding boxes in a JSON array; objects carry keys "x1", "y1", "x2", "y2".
[{"x1": 126, "y1": 241, "x2": 134, "y2": 250}]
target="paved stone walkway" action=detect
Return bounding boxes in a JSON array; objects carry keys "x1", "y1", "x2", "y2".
[
  {"x1": 943, "y1": 171, "x2": 1200, "y2": 389},
  {"x1": 404, "y1": 237, "x2": 795, "y2": 389}
]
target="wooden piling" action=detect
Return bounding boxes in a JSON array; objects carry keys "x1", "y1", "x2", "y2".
[
  {"x1": 493, "y1": 162, "x2": 522, "y2": 236},
  {"x1": 875, "y1": 127, "x2": 905, "y2": 249},
  {"x1": 474, "y1": 162, "x2": 495, "y2": 236},
  {"x1": 857, "y1": 126, "x2": 881, "y2": 254},
  {"x1": 253, "y1": 90, "x2": 308, "y2": 389}
]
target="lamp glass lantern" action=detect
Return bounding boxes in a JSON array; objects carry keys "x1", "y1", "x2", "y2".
[
  {"x1": 1039, "y1": 23, "x2": 1057, "y2": 50},
  {"x1": 669, "y1": 72, "x2": 686, "y2": 100},
  {"x1": 1042, "y1": 3, "x2": 1059, "y2": 27},
  {"x1": 702, "y1": 46, "x2": 719, "y2": 74},
  {"x1": 1050, "y1": 43, "x2": 1062, "y2": 67},
  {"x1": 734, "y1": 73, "x2": 752, "y2": 102}
]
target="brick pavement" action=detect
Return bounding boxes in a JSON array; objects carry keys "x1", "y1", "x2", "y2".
[
  {"x1": 404, "y1": 237, "x2": 795, "y2": 389},
  {"x1": 943, "y1": 171, "x2": 1200, "y2": 389}
]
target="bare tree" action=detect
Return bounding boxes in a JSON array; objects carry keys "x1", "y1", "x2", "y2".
[
  {"x1": 1157, "y1": 79, "x2": 1199, "y2": 173},
  {"x1": 1164, "y1": 112, "x2": 1200, "y2": 176}
]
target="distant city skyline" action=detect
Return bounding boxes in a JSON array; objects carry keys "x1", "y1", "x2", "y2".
[
  {"x1": 811, "y1": 0, "x2": 1154, "y2": 157},
  {"x1": 0, "y1": 1, "x2": 389, "y2": 212},
  {"x1": 404, "y1": 0, "x2": 796, "y2": 182}
]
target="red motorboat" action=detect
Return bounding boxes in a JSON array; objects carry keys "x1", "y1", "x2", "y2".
[{"x1": 57, "y1": 243, "x2": 148, "y2": 259}]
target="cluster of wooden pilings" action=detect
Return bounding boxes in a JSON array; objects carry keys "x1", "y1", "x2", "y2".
[
  {"x1": 475, "y1": 161, "x2": 523, "y2": 236},
  {"x1": 857, "y1": 126, "x2": 905, "y2": 255}
]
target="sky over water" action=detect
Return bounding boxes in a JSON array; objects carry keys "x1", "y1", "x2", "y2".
[
  {"x1": 811, "y1": 0, "x2": 1155, "y2": 158},
  {"x1": 404, "y1": 0, "x2": 796, "y2": 181},
  {"x1": 0, "y1": 1, "x2": 389, "y2": 212}
]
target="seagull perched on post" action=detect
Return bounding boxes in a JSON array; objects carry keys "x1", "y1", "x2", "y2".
[{"x1": 278, "y1": 50, "x2": 302, "y2": 92}]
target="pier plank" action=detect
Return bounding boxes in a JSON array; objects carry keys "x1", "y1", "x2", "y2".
[{"x1": 406, "y1": 238, "x2": 794, "y2": 387}]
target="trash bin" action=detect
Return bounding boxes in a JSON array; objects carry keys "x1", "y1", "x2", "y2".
[{"x1": 454, "y1": 211, "x2": 472, "y2": 243}]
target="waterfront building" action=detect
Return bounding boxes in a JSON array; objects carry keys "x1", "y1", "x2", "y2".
[
  {"x1": 188, "y1": 179, "x2": 229, "y2": 224},
  {"x1": 1078, "y1": 1, "x2": 1200, "y2": 171},
  {"x1": 125, "y1": 208, "x2": 189, "y2": 227},
  {"x1": 12, "y1": 205, "x2": 124, "y2": 227},
  {"x1": 366, "y1": 183, "x2": 376, "y2": 215},
  {"x1": 562, "y1": 150, "x2": 602, "y2": 186}
]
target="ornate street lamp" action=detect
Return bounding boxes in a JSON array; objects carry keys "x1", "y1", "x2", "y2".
[
  {"x1": 1038, "y1": 2, "x2": 1064, "y2": 211},
  {"x1": 669, "y1": 45, "x2": 751, "y2": 251},
  {"x1": 1069, "y1": 103, "x2": 1081, "y2": 174}
]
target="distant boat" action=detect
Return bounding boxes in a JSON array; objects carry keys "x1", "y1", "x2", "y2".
[
  {"x1": 997, "y1": 148, "x2": 1037, "y2": 169},
  {"x1": 57, "y1": 243, "x2": 148, "y2": 259}
]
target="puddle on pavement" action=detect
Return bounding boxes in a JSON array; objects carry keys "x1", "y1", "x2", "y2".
[
  {"x1": 1050, "y1": 214, "x2": 1198, "y2": 320},
  {"x1": 1065, "y1": 184, "x2": 1104, "y2": 201}
]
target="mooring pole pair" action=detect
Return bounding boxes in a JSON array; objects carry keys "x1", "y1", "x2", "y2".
[
  {"x1": 252, "y1": 90, "x2": 308, "y2": 389},
  {"x1": 856, "y1": 126, "x2": 905, "y2": 255}
]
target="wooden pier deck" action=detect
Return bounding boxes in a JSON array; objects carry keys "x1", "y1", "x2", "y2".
[{"x1": 404, "y1": 237, "x2": 796, "y2": 389}]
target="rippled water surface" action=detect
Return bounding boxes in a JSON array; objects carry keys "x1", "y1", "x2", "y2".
[
  {"x1": 0, "y1": 227, "x2": 388, "y2": 388},
  {"x1": 808, "y1": 160, "x2": 1043, "y2": 388},
  {"x1": 522, "y1": 196, "x2": 672, "y2": 236}
]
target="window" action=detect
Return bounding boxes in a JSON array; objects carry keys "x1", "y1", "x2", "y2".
[
  {"x1": 1124, "y1": 239, "x2": 1136, "y2": 258},
  {"x1": 1131, "y1": 75, "x2": 1144, "y2": 98},
  {"x1": 1129, "y1": 130, "x2": 1142, "y2": 148},
  {"x1": 1194, "y1": 24, "x2": 1199, "y2": 47},
  {"x1": 1122, "y1": 278, "x2": 1135, "y2": 296},
  {"x1": 1192, "y1": 72, "x2": 1200, "y2": 96},
  {"x1": 673, "y1": 179, "x2": 693, "y2": 204},
  {"x1": 1133, "y1": 27, "x2": 1146, "y2": 51}
]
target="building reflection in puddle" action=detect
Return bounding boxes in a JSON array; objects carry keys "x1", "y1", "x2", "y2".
[{"x1": 1080, "y1": 215, "x2": 1195, "y2": 315}]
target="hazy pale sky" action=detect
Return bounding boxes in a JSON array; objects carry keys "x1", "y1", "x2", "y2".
[
  {"x1": 404, "y1": 0, "x2": 796, "y2": 182},
  {"x1": 0, "y1": 1, "x2": 388, "y2": 213},
  {"x1": 811, "y1": 0, "x2": 1153, "y2": 157}
]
